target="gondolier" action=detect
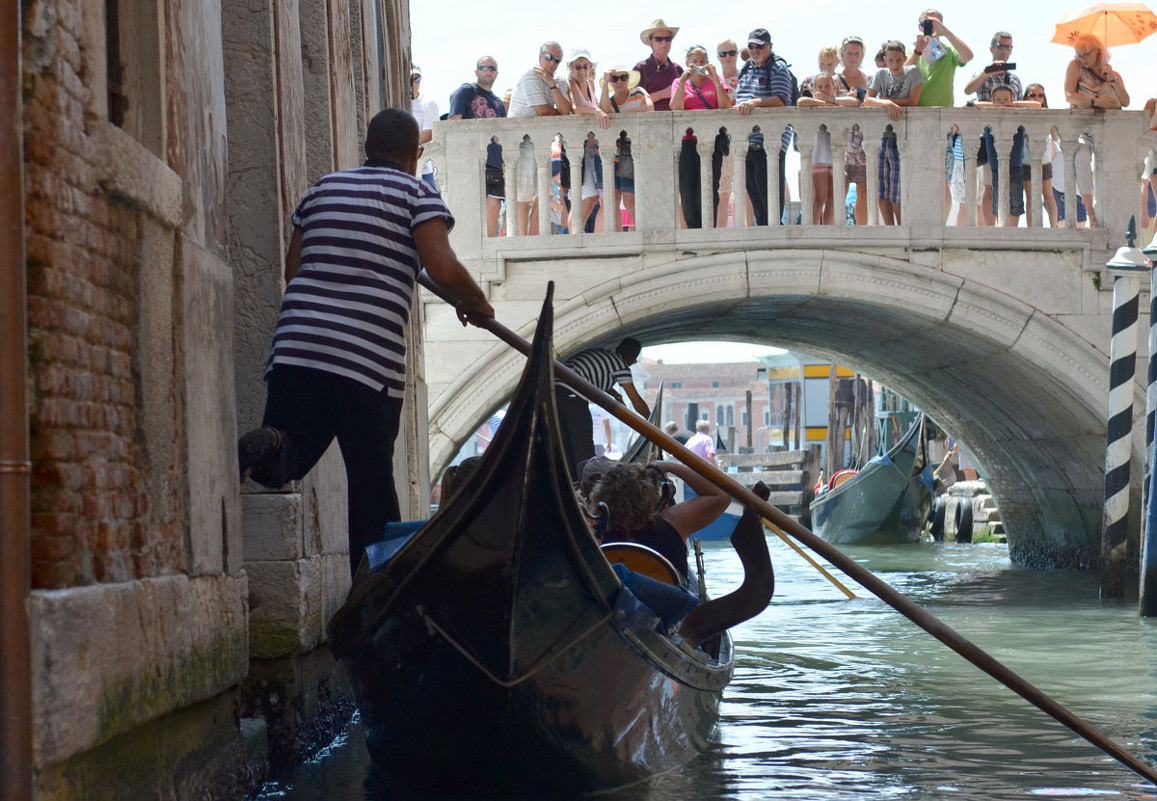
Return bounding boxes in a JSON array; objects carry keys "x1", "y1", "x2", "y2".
[
  {"x1": 556, "y1": 339, "x2": 650, "y2": 475},
  {"x1": 237, "y1": 107, "x2": 494, "y2": 577}
]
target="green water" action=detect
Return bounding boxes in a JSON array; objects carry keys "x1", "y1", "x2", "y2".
[{"x1": 254, "y1": 539, "x2": 1157, "y2": 800}]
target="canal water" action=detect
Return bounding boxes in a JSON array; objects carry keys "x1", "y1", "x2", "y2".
[{"x1": 254, "y1": 538, "x2": 1157, "y2": 800}]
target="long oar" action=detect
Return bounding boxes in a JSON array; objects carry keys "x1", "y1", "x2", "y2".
[
  {"x1": 765, "y1": 519, "x2": 857, "y2": 599},
  {"x1": 423, "y1": 276, "x2": 1157, "y2": 787}
]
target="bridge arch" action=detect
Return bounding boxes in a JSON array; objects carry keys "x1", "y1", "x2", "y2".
[{"x1": 427, "y1": 247, "x2": 1138, "y2": 568}]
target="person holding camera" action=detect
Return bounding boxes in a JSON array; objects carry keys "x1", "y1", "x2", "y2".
[
  {"x1": 963, "y1": 32, "x2": 1022, "y2": 226},
  {"x1": 671, "y1": 45, "x2": 732, "y2": 229},
  {"x1": 908, "y1": 9, "x2": 973, "y2": 107}
]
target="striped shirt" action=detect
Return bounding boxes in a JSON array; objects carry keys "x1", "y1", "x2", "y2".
[
  {"x1": 559, "y1": 349, "x2": 633, "y2": 393},
  {"x1": 267, "y1": 163, "x2": 453, "y2": 398}
]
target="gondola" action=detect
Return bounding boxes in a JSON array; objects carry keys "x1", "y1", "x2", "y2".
[
  {"x1": 621, "y1": 379, "x2": 664, "y2": 464},
  {"x1": 809, "y1": 413, "x2": 933, "y2": 545},
  {"x1": 327, "y1": 289, "x2": 768, "y2": 796}
]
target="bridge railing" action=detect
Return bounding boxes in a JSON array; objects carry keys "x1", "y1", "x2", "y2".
[{"x1": 426, "y1": 109, "x2": 1156, "y2": 260}]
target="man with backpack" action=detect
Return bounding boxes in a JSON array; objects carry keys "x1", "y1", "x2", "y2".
[{"x1": 735, "y1": 28, "x2": 796, "y2": 225}]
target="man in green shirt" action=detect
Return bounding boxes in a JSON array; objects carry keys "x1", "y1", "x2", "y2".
[{"x1": 907, "y1": 9, "x2": 974, "y2": 107}]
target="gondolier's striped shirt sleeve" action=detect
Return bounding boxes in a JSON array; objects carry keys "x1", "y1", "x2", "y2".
[
  {"x1": 266, "y1": 165, "x2": 453, "y2": 399},
  {"x1": 560, "y1": 349, "x2": 633, "y2": 393}
]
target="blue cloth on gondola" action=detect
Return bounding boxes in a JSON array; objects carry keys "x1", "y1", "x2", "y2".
[
  {"x1": 611, "y1": 563, "x2": 701, "y2": 633},
  {"x1": 365, "y1": 521, "x2": 425, "y2": 572},
  {"x1": 866, "y1": 453, "x2": 891, "y2": 467}
]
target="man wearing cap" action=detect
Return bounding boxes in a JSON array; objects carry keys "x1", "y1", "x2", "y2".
[
  {"x1": 410, "y1": 65, "x2": 440, "y2": 189},
  {"x1": 449, "y1": 56, "x2": 506, "y2": 237},
  {"x1": 634, "y1": 19, "x2": 682, "y2": 111},
  {"x1": 735, "y1": 28, "x2": 794, "y2": 226}
]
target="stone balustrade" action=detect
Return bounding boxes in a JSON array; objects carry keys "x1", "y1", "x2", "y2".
[{"x1": 426, "y1": 108, "x2": 1156, "y2": 260}]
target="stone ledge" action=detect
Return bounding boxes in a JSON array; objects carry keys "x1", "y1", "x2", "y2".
[
  {"x1": 31, "y1": 572, "x2": 249, "y2": 767},
  {"x1": 91, "y1": 120, "x2": 182, "y2": 228}
]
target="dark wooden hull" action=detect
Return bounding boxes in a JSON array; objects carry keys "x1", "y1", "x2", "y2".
[{"x1": 328, "y1": 288, "x2": 733, "y2": 796}]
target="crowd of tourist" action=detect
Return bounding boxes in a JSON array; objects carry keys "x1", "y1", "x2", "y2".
[{"x1": 408, "y1": 13, "x2": 1157, "y2": 233}]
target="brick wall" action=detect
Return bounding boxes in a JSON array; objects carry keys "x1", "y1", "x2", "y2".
[{"x1": 23, "y1": 1, "x2": 180, "y2": 588}]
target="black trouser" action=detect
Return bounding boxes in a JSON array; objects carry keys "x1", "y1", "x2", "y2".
[
  {"x1": 555, "y1": 387, "x2": 594, "y2": 480},
  {"x1": 254, "y1": 365, "x2": 404, "y2": 576},
  {"x1": 679, "y1": 137, "x2": 702, "y2": 229},
  {"x1": 745, "y1": 146, "x2": 787, "y2": 226}
]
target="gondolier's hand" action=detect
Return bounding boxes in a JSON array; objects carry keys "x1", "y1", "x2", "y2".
[
  {"x1": 609, "y1": 389, "x2": 623, "y2": 404},
  {"x1": 455, "y1": 297, "x2": 495, "y2": 327}
]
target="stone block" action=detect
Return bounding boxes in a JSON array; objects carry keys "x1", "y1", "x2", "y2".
[
  {"x1": 242, "y1": 492, "x2": 304, "y2": 561},
  {"x1": 30, "y1": 573, "x2": 249, "y2": 767},
  {"x1": 247, "y1": 557, "x2": 324, "y2": 659},
  {"x1": 35, "y1": 690, "x2": 266, "y2": 801},
  {"x1": 302, "y1": 442, "x2": 348, "y2": 556},
  {"x1": 240, "y1": 645, "x2": 355, "y2": 766},
  {"x1": 181, "y1": 240, "x2": 242, "y2": 576}
]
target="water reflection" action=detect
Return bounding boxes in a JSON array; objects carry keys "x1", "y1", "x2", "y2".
[{"x1": 255, "y1": 540, "x2": 1157, "y2": 800}]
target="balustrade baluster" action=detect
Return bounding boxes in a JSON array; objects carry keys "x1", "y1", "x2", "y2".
[
  {"x1": 499, "y1": 133, "x2": 517, "y2": 238},
  {"x1": 733, "y1": 139, "x2": 747, "y2": 230},
  {"x1": 699, "y1": 127, "x2": 714, "y2": 230},
  {"x1": 672, "y1": 142, "x2": 683, "y2": 230},
  {"x1": 832, "y1": 130, "x2": 847, "y2": 230},
  {"x1": 569, "y1": 131, "x2": 585, "y2": 237},
  {"x1": 605, "y1": 127, "x2": 620, "y2": 234},
  {"x1": 994, "y1": 124, "x2": 1011, "y2": 228},
  {"x1": 958, "y1": 125, "x2": 978, "y2": 228},
  {"x1": 1061, "y1": 134, "x2": 1080, "y2": 229},
  {"x1": 1029, "y1": 142, "x2": 1044, "y2": 230},
  {"x1": 799, "y1": 136, "x2": 815, "y2": 227},
  {"x1": 864, "y1": 129, "x2": 880, "y2": 227},
  {"x1": 768, "y1": 129, "x2": 782, "y2": 227},
  {"x1": 536, "y1": 144, "x2": 551, "y2": 237}
]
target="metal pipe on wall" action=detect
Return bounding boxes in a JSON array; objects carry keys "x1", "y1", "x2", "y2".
[{"x1": 0, "y1": 0, "x2": 32, "y2": 797}]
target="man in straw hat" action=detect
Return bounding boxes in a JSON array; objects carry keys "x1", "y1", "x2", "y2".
[{"x1": 635, "y1": 19, "x2": 682, "y2": 111}]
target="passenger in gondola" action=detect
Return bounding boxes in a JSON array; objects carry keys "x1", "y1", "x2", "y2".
[{"x1": 586, "y1": 459, "x2": 730, "y2": 583}]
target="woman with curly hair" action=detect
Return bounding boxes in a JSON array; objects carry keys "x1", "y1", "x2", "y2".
[{"x1": 587, "y1": 459, "x2": 730, "y2": 581}]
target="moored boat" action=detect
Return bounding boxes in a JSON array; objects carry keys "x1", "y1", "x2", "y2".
[
  {"x1": 809, "y1": 413, "x2": 933, "y2": 545},
  {"x1": 327, "y1": 290, "x2": 746, "y2": 796}
]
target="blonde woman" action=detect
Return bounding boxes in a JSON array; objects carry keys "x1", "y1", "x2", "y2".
[{"x1": 1064, "y1": 34, "x2": 1129, "y2": 227}]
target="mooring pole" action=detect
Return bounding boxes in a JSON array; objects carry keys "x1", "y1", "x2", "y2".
[
  {"x1": 1140, "y1": 234, "x2": 1157, "y2": 615},
  {"x1": 1102, "y1": 218, "x2": 1149, "y2": 598}
]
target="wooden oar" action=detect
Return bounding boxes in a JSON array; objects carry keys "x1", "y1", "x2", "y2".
[
  {"x1": 423, "y1": 275, "x2": 1157, "y2": 787},
  {"x1": 764, "y1": 519, "x2": 857, "y2": 599}
]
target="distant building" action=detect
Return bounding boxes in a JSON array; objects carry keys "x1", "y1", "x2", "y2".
[{"x1": 637, "y1": 359, "x2": 770, "y2": 450}]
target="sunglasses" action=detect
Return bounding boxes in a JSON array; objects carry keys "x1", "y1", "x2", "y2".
[
  {"x1": 476, "y1": 64, "x2": 497, "y2": 72},
  {"x1": 651, "y1": 35, "x2": 674, "y2": 42},
  {"x1": 1026, "y1": 92, "x2": 1045, "y2": 99},
  {"x1": 571, "y1": 63, "x2": 592, "y2": 70},
  {"x1": 411, "y1": 75, "x2": 421, "y2": 81},
  {"x1": 748, "y1": 41, "x2": 769, "y2": 49},
  {"x1": 718, "y1": 49, "x2": 738, "y2": 57},
  {"x1": 541, "y1": 52, "x2": 561, "y2": 63},
  {"x1": 609, "y1": 73, "x2": 630, "y2": 82}
]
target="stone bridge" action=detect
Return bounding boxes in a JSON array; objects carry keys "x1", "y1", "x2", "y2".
[{"x1": 420, "y1": 107, "x2": 1157, "y2": 568}]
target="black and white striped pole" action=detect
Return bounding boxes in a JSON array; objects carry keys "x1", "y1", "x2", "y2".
[
  {"x1": 1102, "y1": 217, "x2": 1148, "y2": 599},
  {"x1": 1140, "y1": 232, "x2": 1157, "y2": 615}
]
